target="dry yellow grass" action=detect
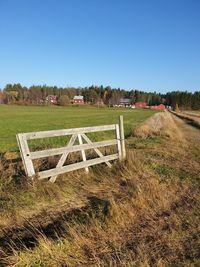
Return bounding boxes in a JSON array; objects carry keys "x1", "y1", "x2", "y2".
[
  {"x1": 4, "y1": 152, "x2": 199, "y2": 267},
  {"x1": 133, "y1": 111, "x2": 184, "y2": 140},
  {"x1": 0, "y1": 113, "x2": 200, "y2": 266}
]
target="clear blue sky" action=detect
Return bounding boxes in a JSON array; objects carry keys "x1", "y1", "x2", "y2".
[{"x1": 0, "y1": 0, "x2": 199, "y2": 93}]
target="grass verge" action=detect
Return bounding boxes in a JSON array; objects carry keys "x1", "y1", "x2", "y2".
[{"x1": 0, "y1": 112, "x2": 199, "y2": 267}]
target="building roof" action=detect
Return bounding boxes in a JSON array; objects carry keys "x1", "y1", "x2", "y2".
[
  {"x1": 120, "y1": 98, "x2": 131, "y2": 103},
  {"x1": 73, "y1": 95, "x2": 84, "y2": 100}
]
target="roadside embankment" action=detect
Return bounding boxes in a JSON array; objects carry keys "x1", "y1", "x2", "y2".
[{"x1": 133, "y1": 111, "x2": 184, "y2": 140}]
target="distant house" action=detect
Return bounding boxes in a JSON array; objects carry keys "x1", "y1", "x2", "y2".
[
  {"x1": 73, "y1": 95, "x2": 84, "y2": 104},
  {"x1": 150, "y1": 104, "x2": 165, "y2": 110},
  {"x1": 119, "y1": 98, "x2": 132, "y2": 107},
  {"x1": 112, "y1": 98, "x2": 135, "y2": 108},
  {"x1": 135, "y1": 102, "x2": 147, "y2": 108},
  {"x1": 46, "y1": 95, "x2": 58, "y2": 104}
]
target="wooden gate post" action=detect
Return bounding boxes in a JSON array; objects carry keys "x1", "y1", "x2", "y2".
[
  {"x1": 119, "y1": 115, "x2": 126, "y2": 159},
  {"x1": 16, "y1": 134, "x2": 35, "y2": 178}
]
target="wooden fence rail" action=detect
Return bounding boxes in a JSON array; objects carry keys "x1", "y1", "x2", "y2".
[{"x1": 16, "y1": 115, "x2": 126, "y2": 182}]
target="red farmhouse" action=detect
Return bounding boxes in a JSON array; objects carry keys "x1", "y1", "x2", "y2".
[
  {"x1": 73, "y1": 95, "x2": 84, "y2": 104},
  {"x1": 135, "y1": 102, "x2": 147, "y2": 108}
]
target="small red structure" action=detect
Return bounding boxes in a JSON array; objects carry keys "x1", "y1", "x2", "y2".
[
  {"x1": 150, "y1": 104, "x2": 165, "y2": 110},
  {"x1": 46, "y1": 95, "x2": 58, "y2": 104},
  {"x1": 135, "y1": 102, "x2": 147, "y2": 108},
  {"x1": 73, "y1": 95, "x2": 84, "y2": 104}
]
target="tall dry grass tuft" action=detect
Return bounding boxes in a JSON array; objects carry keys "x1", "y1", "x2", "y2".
[{"x1": 133, "y1": 111, "x2": 184, "y2": 141}]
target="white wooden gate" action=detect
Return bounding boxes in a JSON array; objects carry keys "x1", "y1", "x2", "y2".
[{"x1": 16, "y1": 116, "x2": 126, "y2": 182}]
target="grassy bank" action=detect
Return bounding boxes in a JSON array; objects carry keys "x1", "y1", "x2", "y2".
[{"x1": 0, "y1": 112, "x2": 199, "y2": 266}]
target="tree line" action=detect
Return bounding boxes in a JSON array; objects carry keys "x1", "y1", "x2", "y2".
[{"x1": 0, "y1": 83, "x2": 199, "y2": 109}]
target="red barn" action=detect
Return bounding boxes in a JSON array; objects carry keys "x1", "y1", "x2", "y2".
[
  {"x1": 73, "y1": 95, "x2": 84, "y2": 104},
  {"x1": 151, "y1": 104, "x2": 165, "y2": 110},
  {"x1": 135, "y1": 102, "x2": 147, "y2": 108}
]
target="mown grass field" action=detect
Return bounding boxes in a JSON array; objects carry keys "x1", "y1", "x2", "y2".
[{"x1": 0, "y1": 105, "x2": 157, "y2": 152}]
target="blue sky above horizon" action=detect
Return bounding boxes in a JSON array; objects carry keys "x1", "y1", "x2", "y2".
[{"x1": 0, "y1": 0, "x2": 199, "y2": 93}]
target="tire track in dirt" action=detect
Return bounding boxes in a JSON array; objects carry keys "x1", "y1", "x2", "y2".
[{"x1": 171, "y1": 112, "x2": 200, "y2": 142}]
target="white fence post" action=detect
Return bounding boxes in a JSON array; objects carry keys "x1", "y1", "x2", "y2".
[
  {"x1": 115, "y1": 124, "x2": 122, "y2": 160},
  {"x1": 16, "y1": 134, "x2": 35, "y2": 178},
  {"x1": 119, "y1": 115, "x2": 126, "y2": 159}
]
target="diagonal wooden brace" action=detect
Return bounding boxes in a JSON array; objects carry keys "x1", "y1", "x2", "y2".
[
  {"x1": 81, "y1": 133, "x2": 112, "y2": 168},
  {"x1": 49, "y1": 134, "x2": 78, "y2": 182},
  {"x1": 78, "y1": 134, "x2": 89, "y2": 173}
]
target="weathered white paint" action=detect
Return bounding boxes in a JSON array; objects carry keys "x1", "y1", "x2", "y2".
[
  {"x1": 78, "y1": 133, "x2": 89, "y2": 173},
  {"x1": 16, "y1": 117, "x2": 126, "y2": 182},
  {"x1": 81, "y1": 133, "x2": 112, "y2": 168},
  {"x1": 30, "y1": 139, "x2": 117, "y2": 160},
  {"x1": 119, "y1": 115, "x2": 126, "y2": 159},
  {"x1": 49, "y1": 134, "x2": 77, "y2": 183},
  {"x1": 23, "y1": 125, "x2": 116, "y2": 140},
  {"x1": 38, "y1": 154, "x2": 119, "y2": 180},
  {"x1": 16, "y1": 134, "x2": 35, "y2": 178},
  {"x1": 115, "y1": 124, "x2": 122, "y2": 160}
]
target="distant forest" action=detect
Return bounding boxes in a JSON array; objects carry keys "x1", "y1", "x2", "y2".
[{"x1": 0, "y1": 83, "x2": 200, "y2": 110}]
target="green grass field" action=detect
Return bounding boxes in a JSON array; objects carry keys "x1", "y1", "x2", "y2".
[{"x1": 0, "y1": 105, "x2": 157, "y2": 152}]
